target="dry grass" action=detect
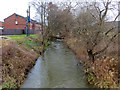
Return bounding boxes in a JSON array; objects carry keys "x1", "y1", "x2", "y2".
[
  {"x1": 1, "y1": 35, "x2": 42, "y2": 88},
  {"x1": 64, "y1": 37, "x2": 87, "y2": 61},
  {"x1": 84, "y1": 56, "x2": 118, "y2": 88},
  {"x1": 64, "y1": 36, "x2": 119, "y2": 88},
  {"x1": 2, "y1": 41, "x2": 39, "y2": 88},
  {"x1": 0, "y1": 40, "x2": 2, "y2": 88}
]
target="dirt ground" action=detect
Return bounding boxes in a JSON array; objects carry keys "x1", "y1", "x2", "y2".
[{"x1": 0, "y1": 47, "x2": 2, "y2": 87}]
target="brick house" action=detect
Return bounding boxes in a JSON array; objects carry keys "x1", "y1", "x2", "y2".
[
  {"x1": 0, "y1": 21, "x2": 4, "y2": 35},
  {"x1": 0, "y1": 21, "x2": 4, "y2": 29},
  {"x1": 3, "y1": 13, "x2": 42, "y2": 35}
]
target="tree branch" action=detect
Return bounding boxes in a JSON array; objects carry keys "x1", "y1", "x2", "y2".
[
  {"x1": 105, "y1": 26, "x2": 117, "y2": 35},
  {"x1": 94, "y1": 33, "x2": 118, "y2": 56},
  {"x1": 101, "y1": 1, "x2": 111, "y2": 22}
]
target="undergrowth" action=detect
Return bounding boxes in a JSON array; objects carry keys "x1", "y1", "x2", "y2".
[
  {"x1": 64, "y1": 37, "x2": 119, "y2": 88},
  {"x1": 2, "y1": 34, "x2": 42, "y2": 88}
]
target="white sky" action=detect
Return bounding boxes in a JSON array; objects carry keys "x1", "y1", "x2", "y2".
[
  {"x1": 0, "y1": 0, "x2": 36, "y2": 22},
  {"x1": 0, "y1": 0, "x2": 119, "y2": 22}
]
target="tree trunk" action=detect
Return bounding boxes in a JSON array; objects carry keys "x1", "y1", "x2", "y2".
[{"x1": 87, "y1": 49, "x2": 95, "y2": 63}]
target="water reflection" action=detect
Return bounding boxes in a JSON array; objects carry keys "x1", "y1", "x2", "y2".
[{"x1": 22, "y1": 41, "x2": 90, "y2": 88}]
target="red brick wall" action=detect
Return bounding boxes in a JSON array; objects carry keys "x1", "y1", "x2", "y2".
[
  {"x1": 30, "y1": 22, "x2": 33, "y2": 30},
  {"x1": 35, "y1": 23, "x2": 40, "y2": 30},
  {"x1": 30, "y1": 22, "x2": 42, "y2": 30},
  {"x1": 0, "y1": 22, "x2": 2, "y2": 27},
  {"x1": 4, "y1": 13, "x2": 42, "y2": 30},
  {"x1": 2, "y1": 23, "x2": 4, "y2": 27},
  {"x1": 4, "y1": 14, "x2": 26, "y2": 29}
]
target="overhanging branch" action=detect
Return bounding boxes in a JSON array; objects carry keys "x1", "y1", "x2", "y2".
[
  {"x1": 94, "y1": 33, "x2": 118, "y2": 56},
  {"x1": 105, "y1": 27, "x2": 117, "y2": 35}
]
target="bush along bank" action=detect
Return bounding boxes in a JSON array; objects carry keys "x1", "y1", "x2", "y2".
[
  {"x1": 2, "y1": 34, "x2": 45, "y2": 88},
  {"x1": 64, "y1": 37, "x2": 119, "y2": 88}
]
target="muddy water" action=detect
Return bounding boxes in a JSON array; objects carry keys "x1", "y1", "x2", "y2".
[{"x1": 21, "y1": 41, "x2": 90, "y2": 88}]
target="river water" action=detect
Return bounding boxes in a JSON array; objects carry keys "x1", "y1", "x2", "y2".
[{"x1": 21, "y1": 41, "x2": 90, "y2": 88}]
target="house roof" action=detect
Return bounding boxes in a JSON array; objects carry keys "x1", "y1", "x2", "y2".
[
  {"x1": 0, "y1": 21, "x2": 4, "y2": 23},
  {"x1": 4, "y1": 13, "x2": 41, "y2": 25},
  {"x1": 4, "y1": 13, "x2": 27, "y2": 20},
  {"x1": 16, "y1": 13, "x2": 27, "y2": 20}
]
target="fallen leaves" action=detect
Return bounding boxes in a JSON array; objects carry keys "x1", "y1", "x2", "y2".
[{"x1": 2, "y1": 36, "x2": 42, "y2": 88}]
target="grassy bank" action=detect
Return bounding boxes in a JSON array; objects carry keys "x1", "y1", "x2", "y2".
[
  {"x1": 2, "y1": 34, "x2": 43, "y2": 88},
  {"x1": 64, "y1": 37, "x2": 118, "y2": 88}
]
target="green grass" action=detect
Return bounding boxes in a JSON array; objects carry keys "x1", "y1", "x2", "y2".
[
  {"x1": 2, "y1": 82, "x2": 16, "y2": 88},
  {"x1": 2, "y1": 34, "x2": 42, "y2": 88},
  {"x1": 8, "y1": 34, "x2": 39, "y2": 39},
  {"x1": 7, "y1": 34, "x2": 42, "y2": 53},
  {"x1": 25, "y1": 39, "x2": 41, "y2": 51}
]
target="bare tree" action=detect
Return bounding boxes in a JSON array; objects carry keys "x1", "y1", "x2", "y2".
[
  {"x1": 74, "y1": 0, "x2": 119, "y2": 62},
  {"x1": 31, "y1": 0, "x2": 119, "y2": 61},
  {"x1": 32, "y1": 0, "x2": 49, "y2": 54},
  {"x1": 46, "y1": 2, "x2": 74, "y2": 37}
]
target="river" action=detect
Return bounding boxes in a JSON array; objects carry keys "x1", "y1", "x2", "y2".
[{"x1": 21, "y1": 41, "x2": 90, "y2": 88}]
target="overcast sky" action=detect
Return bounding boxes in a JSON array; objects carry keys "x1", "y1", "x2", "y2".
[
  {"x1": 0, "y1": 0, "x2": 36, "y2": 22},
  {"x1": 0, "y1": 0, "x2": 119, "y2": 22}
]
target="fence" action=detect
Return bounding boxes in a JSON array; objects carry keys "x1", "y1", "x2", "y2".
[
  {"x1": 0, "y1": 29, "x2": 2, "y2": 35},
  {"x1": 1, "y1": 29, "x2": 42, "y2": 35}
]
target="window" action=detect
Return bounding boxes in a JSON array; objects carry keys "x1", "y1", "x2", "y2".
[{"x1": 15, "y1": 21, "x2": 18, "y2": 25}]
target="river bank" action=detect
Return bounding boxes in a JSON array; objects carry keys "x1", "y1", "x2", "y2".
[
  {"x1": 1, "y1": 34, "x2": 44, "y2": 88},
  {"x1": 21, "y1": 41, "x2": 90, "y2": 88},
  {"x1": 64, "y1": 37, "x2": 119, "y2": 88},
  {"x1": 1, "y1": 35, "x2": 119, "y2": 88}
]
